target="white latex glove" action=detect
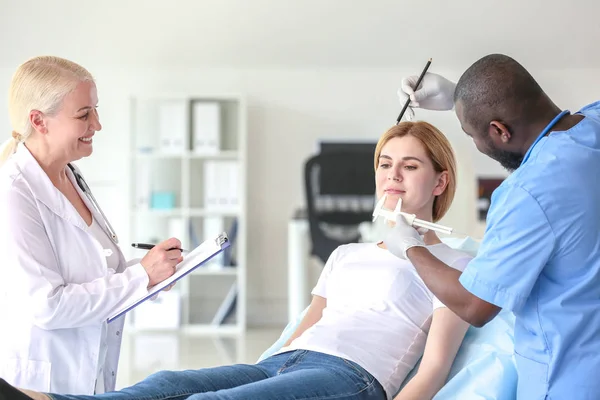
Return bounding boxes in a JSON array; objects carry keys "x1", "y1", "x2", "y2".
[
  {"x1": 383, "y1": 214, "x2": 426, "y2": 259},
  {"x1": 397, "y1": 73, "x2": 457, "y2": 117}
]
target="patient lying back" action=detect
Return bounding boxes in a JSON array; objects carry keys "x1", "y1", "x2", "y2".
[{"x1": 279, "y1": 241, "x2": 472, "y2": 398}]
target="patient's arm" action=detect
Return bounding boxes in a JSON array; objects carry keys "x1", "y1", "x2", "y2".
[
  {"x1": 282, "y1": 295, "x2": 327, "y2": 347},
  {"x1": 395, "y1": 307, "x2": 470, "y2": 400}
]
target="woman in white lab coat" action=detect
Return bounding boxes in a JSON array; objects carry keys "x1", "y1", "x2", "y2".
[{"x1": 0, "y1": 56, "x2": 183, "y2": 395}]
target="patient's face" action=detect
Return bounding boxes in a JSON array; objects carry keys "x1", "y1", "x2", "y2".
[{"x1": 375, "y1": 135, "x2": 446, "y2": 221}]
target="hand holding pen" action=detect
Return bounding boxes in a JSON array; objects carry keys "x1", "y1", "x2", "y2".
[
  {"x1": 138, "y1": 238, "x2": 183, "y2": 287},
  {"x1": 396, "y1": 58, "x2": 432, "y2": 124},
  {"x1": 132, "y1": 243, "x2": 188, "y2": 252}
]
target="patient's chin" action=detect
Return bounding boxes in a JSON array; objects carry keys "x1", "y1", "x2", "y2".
[
  {"x1": 384, "y1": 196, "x2": 402, "y2": 210},
  {"x1": 384, "y1": 202, "x2": 400, "y2": 211}
]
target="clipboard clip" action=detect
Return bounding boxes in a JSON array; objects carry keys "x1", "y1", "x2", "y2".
[{"x1": 216, "y1": 232, "x2": 229, "y2": 247}]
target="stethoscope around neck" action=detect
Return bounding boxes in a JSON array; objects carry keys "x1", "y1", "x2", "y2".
[{"x1": 67, "y1": 163, "x2": 119, "y2": 244}]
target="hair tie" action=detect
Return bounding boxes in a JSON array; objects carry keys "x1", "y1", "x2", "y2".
[{"x1": 11, "y1": 131, "x2": 21, "y2": 141}]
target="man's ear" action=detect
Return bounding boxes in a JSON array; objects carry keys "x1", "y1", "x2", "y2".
[
  {"x1": 29, "y1": 110, "x2": 48, "y2": 134},
  {"x1": 433, "y1": 170, "x2": 449, "y2": 196},
  {"x1": 489, "y1": 121, "x2": 511, "y2": 144}
]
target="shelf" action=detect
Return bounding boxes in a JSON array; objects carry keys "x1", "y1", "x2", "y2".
[
  {"x1": 189, "y1": 151, "x2": 240, "y2": 160},
  {"x1": 181, "y1": 324, "x2": 242, "y2": 336},
  {"x1": 129, "y1": 94, "x2": 246, "y2": 338},
  {"x1": 133, "y1": 208, "x2": 184, "y2": 217},
  {"x1": 131, "y1": 93, "x2": 244, "y2": 102},
  {"x1": 135, "y1": 151, "x2": 240, "y2": 160},
  {"x1": 191, "y1": 266, "x2": 238, "y2": 276},
  {"x1": 132, "y1": 208, "x2": 240, "y2": 217},
  {"x1": 189, "y1": 208, "x2": 241, "y2": 217},
  {"x1": 134, "y1": 153, "x2": 186, "y2": 160},
  {"x1": 124, "y1": 323, "x2": 242, "y2": 336}
]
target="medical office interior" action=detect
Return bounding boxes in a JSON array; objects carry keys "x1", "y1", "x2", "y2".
[{"x1": 0, "y1": 0, "x2": 598, "y2": 398}]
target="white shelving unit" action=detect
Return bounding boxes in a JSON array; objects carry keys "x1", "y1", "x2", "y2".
[{"x1": 127, "y1": 94, "x2": 247, "y2": 336}]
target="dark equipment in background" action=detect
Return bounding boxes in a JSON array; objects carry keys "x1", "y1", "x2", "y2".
[{"x1": 303, "y1": 141, "x2": 377, "y2": 264}]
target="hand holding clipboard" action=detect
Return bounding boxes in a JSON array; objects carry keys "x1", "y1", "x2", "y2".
[{"x1": 108, "y1": 232, "x2": 230, "y2": 323}]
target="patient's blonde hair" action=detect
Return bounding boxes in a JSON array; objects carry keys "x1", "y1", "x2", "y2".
[
  {"x1": 0, "y1": 56, "x2": 94, "y2": 166},
  {"x1": 374, "y1": 121, "x2": 457, "y2": 222}
]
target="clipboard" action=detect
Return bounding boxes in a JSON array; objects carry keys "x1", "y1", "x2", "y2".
[{"x1": 108, "y1": 232, "x2": 230, "y2": 323}]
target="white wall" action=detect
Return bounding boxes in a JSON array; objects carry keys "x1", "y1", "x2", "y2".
[{"x1": 1, "y1": 0, "x2": 599, "y2": 326}]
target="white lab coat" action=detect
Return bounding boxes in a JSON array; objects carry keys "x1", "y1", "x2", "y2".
[{"x1": 0, "y1": 144, "x2": 150, "y2": 394}]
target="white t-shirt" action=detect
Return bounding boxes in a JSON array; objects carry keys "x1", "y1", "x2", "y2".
[
  {"x1": 281, "y1": 242, "x2": 472, "y2": 399},
  {"x1": 87, "y1": 217, "x2": 120, "y2": 394}
]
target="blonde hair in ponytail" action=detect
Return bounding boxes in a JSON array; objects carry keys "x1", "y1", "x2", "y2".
[
  {"x1": 0, "y1": 134, "x2": 20, "y2": 166},
  {"x1": 0, "y1": 56, "x2": 94, "y2": 167}
]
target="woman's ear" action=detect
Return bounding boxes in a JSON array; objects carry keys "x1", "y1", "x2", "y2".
[
  {"x1": 432, "y1": 171, "x2": 449, "y2": 196},
  {"x1": 29, "y1": 110, "x2": 48, "y2": 134}
]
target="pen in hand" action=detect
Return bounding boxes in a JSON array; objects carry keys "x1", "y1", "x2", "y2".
[
  {"x1": 396, "y1": 58, "x2": 432, "y2": 124},
  {"x1": 131, "y1": 243, "x2": 188, "y2": 252}
]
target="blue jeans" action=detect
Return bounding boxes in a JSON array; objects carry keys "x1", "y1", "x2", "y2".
[{"x1": 47, "y1": 350, "x2": 386, "y2": 400}]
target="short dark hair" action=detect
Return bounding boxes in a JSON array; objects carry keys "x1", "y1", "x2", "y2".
[{"x1": 454, "y1": 54, "x2": 546, "y2": 133}]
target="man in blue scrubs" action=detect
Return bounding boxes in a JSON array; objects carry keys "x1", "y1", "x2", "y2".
[{"x1": 385, "y1": 53, "x2": 600, "y2": 399}]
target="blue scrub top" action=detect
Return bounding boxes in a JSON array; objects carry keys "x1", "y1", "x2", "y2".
[{"x1": 460, "y1": 101, "x2": 600, "y2": 399}]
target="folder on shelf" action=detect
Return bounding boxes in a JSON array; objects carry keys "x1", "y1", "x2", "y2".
[
  {"x1": 203, "y1": 160, "x2": 240, "y2": 211},
  {"x1": 158, "y1": 100, "x2": 188, "y2": 154},
  {"x1": 192, "y1": 102, "x2": 221, "y2": 154},
  {"x1": 108, "y1": 232, "x2": 230, "y2": 323}
]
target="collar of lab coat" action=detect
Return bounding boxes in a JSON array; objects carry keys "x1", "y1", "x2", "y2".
[{"x1": 14, "y1": 143, "x2": 92, "y2": 233}]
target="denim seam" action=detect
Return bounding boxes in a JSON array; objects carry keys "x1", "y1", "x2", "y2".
[
  {"x1": 48, "y1": 392, "x2": 196, "y2": 400},
  {"x1": 293, "y1": 378, "x2": 378, "y2": 400},
  {"x1": 277, "y1": 350, "x2": 308, "y2": 374},
  {"x1": 340, "y1": 358, "x2": 373, "y2": 386}
]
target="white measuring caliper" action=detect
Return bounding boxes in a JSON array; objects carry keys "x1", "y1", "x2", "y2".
[{"x1": 372, "y1": 193, "x2": 454, "y2": 235}]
